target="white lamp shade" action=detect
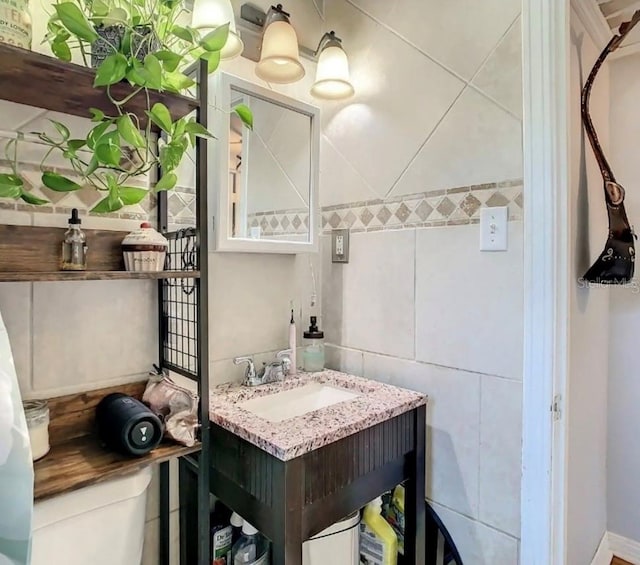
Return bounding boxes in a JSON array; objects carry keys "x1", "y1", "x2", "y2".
[
  {"x1": 255, "y1": 20, "x2": 305, "y2": 84},
  {"x1": 311, "y1": 44, "x2": 354, "y2": 100},
  {"x1": 191, "y1": 0, "x2": 244, "y2": 60}
]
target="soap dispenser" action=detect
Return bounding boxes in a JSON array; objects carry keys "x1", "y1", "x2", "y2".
[{"x1": 303, "y1": 316, "x2": 324, "y2": 372}]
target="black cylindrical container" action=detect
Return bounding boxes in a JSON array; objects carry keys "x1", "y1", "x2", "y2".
[{"x1": 96, "y1": 393, "x2": 163, "y2": 456}]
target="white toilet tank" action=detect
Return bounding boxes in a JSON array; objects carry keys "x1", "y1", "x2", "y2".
[{"x1": 32, "y1": 466, "x2": 152, "y2": 565}]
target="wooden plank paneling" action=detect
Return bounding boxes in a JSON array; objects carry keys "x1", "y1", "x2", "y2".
[
  {"x1": 47, "y1": 380, "x2": 147, "y2": 446},
  {"x1": 0, "y1": 44, "x2": 198, "y2": 125},
  {"x1": 0, "y1": 270, "x2": 200, "y2": 281},
  {"x1": 0, "y1": 225, "x2": 127, "y2": 272},
  {"x1": 34, "y1": 380, "x2": 200, "y2": 501},
  {"x1": 34, "y1": 435, "x2": 200, "y2": 500},
  {"x1": 302, "y1": 410, "x2": 415, "y2": 505},
  {"x1": 0, "y1": 225, "x2": 200, "y2": 281},
  {"x1": 210, "y1": 424, "x2": 277, "y2": 507}
]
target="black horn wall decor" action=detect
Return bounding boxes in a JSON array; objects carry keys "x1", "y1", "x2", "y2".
[{"x1": 582, "y1": 10, "x2": 640, "y2": 284}]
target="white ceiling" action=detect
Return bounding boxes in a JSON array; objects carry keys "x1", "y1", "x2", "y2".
[{"x1": 597, "y1": 0, "x2": 640, "y2": 54}]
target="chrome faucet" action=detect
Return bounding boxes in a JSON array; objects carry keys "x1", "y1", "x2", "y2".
[{"x1": 233, "y1": 349, "x2": 293, "y2": 387}]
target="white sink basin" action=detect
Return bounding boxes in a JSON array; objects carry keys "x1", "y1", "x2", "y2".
[{"x1": 240, "y1": 382, "x2": 361, "y2": 423}]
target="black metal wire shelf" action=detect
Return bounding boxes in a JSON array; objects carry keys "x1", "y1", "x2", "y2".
[{"x1": 160, "y1": 228, "x2": 199, "y2": 380}]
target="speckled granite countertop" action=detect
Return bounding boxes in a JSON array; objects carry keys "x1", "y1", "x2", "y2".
[{"x1": 209, "y1": 370, "x2": 427, "y2": 461}]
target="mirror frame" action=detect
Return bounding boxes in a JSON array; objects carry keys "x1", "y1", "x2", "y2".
[{"x1": 210, "y1": 72, "x2": 320, "y2": 254}]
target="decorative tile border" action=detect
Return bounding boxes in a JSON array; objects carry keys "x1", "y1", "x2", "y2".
[
  {"x1": 0, "y1": 159, "x2": 157, "y2": 221},
  {"x1": 0, "y1": 159, "x2": 200, "y2": 230},
  {"x1": 321, "y1": 179, "x2": 523, "y2": 233},
  {"x1": 247, "y1": 208, "x2": 310, "y2": 237}
]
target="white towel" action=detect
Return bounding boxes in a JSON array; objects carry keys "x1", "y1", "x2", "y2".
[{"x1": 0, "y1": 307, "x2": 33, "y2": 565}]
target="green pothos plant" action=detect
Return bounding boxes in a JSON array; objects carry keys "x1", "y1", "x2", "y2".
[{"x1": 0, "y1": 0, "x2": 252, "y2": 212}]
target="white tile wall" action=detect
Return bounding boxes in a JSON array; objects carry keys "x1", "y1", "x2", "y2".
[
  {"x1": 392, "y1": 87, "x2": 522, "y2": 197},
  {"x1": 0, "y1": 3, "x2": 524, "y2": 564},
  {"x1": 479, "y1": 376, "x2": 522, "y2": 536},
  {"x1": 31, "y1": 281, "x2": 157, "y2": 396},
  {"x1": 415, "y1": 223, "x2": 524, "y2": 379},
  {"x1": 323, "y1": 0, "x2": 465, "y2": 199},
  {"x1": 0, "y1": 283, "x2": 32, "y2": 394},
  {"x1": 472, "y1": 18, "x2": 524, "y2": 119},
  {"x1": 316, "y1": 2, "x2": 524, "y2": 560},
  {"x1": 431, "y1": 502, "x2": 520, "y2": 565},
  {"x1": 351, "y1": 0, "x2": 521, "y2": 82},
  {"x1": 362, "y1": 353, "x2": 481, "y2": 517},
  {"x1": 322, "y1": 230, "x2": 416, "y2": 359},
  {"x1": 324, "y1": 344, "x2": 364, "y2": 376}
]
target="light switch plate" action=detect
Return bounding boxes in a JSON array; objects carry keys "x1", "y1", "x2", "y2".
[
  {"x1": 480, "y1": 206, "x2": 508, "y2": 251},
  {"x1": 332, "y1": 229, "x2": 350, "y2": 263}
]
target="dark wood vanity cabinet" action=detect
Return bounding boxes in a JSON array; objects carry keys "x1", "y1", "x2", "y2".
[{"x1": 183, "y1": 405, "x2": 427, "y2": 565}]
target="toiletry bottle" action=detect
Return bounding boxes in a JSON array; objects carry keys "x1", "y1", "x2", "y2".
[
  {"x1": 61, "y1": 208, "x2": 87, "y2": 271},
  {"x1": 384, "y1": 485, "x2": 405, "y2": 557},
  {"x1": 289, "y1": 308, "x2": 297, "y2": 375},
  {"x1": 360, "y1": 497, "x2": 398, "y2": 565},
  {"x1": 232, "y1": 522, "x2": 270, "y2": 565},
  {"x1": 211, "y1": 501, "x2": 233, "y2": 565},
  {"x1": 303, "y1": 316, "x2": 324, "y2": 372},
  {"x1": 230, "y1": 512, "x2": 244, "y2": 546}
]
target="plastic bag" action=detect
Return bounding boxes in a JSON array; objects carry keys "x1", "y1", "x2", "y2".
[{"x1": 143, "y1": 373, "x2": 199, "y2": 447}]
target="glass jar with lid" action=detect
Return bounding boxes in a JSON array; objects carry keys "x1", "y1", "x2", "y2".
[{"x1": 23, "y1": 400, "x2": 50, "y2": 461}]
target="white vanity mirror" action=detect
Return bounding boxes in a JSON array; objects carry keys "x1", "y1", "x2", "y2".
[{"x1": 210, "y1": 73, "x2": 320, "y2": 253}]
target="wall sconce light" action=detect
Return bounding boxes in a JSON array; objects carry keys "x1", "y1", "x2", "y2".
[
  {"x1": 235, "y1": 4, "x2": 354, "y2": 96},
  {"x1": 191, "y1": 0, "x2": 244, "y2": 60},
  {"x1": 310, "y1": 31, "x2": 354, "y2": 100},
  {"x1": 255, "y1": 4, "x2": 305, "y2": 84}
]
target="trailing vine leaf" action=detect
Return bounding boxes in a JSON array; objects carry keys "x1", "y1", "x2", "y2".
[
  {"x1": 200, "y1": 24, "x2": 229, "y2": 52},
  {"x1": 155, "y1": 172, "x2": 177, "y2": 191},
  {"x1": 84, "y1": 154, "x2": 99, "y2": 177},
  {"x1": 87, "y1": 121, "x2": 112, "y2": 149},
  {"x1": 172, "y1": 118, "x2": 186, "y2": 138},
  {"x1": 90, "y1": 0, "x2": 109, "y2": 18},
  {"x1": 20, "y1": 192, "x2": 49, "y2": 206},
  {"x1": 142, "y1": 54, "x2": 163, "y2": 90},
  {"x1": 89, "y1": 108, "x2": 105, "y2": 123},
  {"x1": 118, "y1": 186, "x2": 148, "y2": 205},
  {"x1": 42, "y1": 172, "x2": 82, "y2": 192},
  {"x1": 200, "y1": 50, "x2": 220, "y2": 73},
  {"x1": 171, "y1": 25, "x2": 194, "y2": 43},
  {"x1": 162, "y1": 71, "x2": 195, "y2": 92},
  {"x1": 159, "y1": 141, "x2": 185, "y2": 171},
  {"x1": 117, "y1": 115, "x2": 145, "y2": 148},
  {"x1": 55, "y1": 2, "x2": 99, "y2": 43},
  {"x1": 94, "y1": 53, "x2": 129, "y2": 87},
  {"x1": 49, "y1": 120, "x2": 70, "y2": 141},
  {"x1": 92, "y1": 195, "x2": 124, "y2": 213},
  {"x1": 68, "y1": 139, "x2": 86, "y2": 152},
  {"x1": 185, "y1": 119, "x2": 214, "y2": 146},
  {"x1": 147, "y1": 103, "x2": 172, "y2": 133},
  {"x1": 94, "y1": 131, "x2": 122, "y2": 167},
  {"x1": 63, "y1": 139, "x2": 87, "y2": 159},
  {"x1": 103, "y1": 7, "x2": 128, "y2": 26},
  {"x1": 51, "y1": 39, "x2": 72, "y2": 62},
  {"x1": 234, "y1": 104, "x2": 254, "y2": 130},
  {"x1": 126, "y1": 59, "x2": 147, "y2": 87},
  {"x1": 0, "y1": 174, "x2": 23, "y2": 199},
  {"x1": 154, "y1": 50, "x2": 182, "y2": 73}
]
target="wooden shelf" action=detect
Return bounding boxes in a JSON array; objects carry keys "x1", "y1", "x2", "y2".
[
  {"x1": 0, "y1": 225, "x2": 199, "y2": 282},
  {"x1": 0, "y1": 44, "x2": 198, "y2": 124},
  {"x1": 34, "y1": 435, "x2": 201, "y2": 501},
  {"x1": 0, "y1": 270, "x2": 199, "y2": 282}
]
